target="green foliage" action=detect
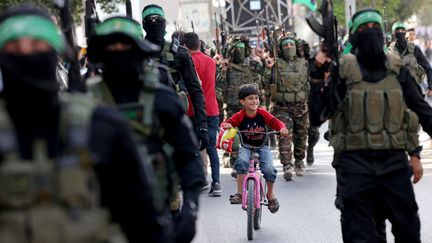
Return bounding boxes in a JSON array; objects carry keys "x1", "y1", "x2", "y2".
[
  {"x1": 0, "y1": 0, "x2": 83, "y2": 23},
  {"x1": 313, "y1": 0, "x2": 427, "y2": 32},
  {"x1": 0, "y1": 0, "x2": 126, "y2": 24},
  {"x1": 416, "y1": 0, "x2": 432, "y2": 26}
]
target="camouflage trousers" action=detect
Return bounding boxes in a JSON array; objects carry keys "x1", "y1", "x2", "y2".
[
  {"x1": 271, "y1": 102, "x2": 309, "y2": 166},
  {"x1": 226, "y1": 104, "x2": 242, "y2": 167},
  {"x1": 308, "y1": 125, "x2": 320, "y2": 152}
]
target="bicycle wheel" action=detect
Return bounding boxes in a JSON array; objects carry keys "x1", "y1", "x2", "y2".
[
  {"x1": 254, "y1": 175, "x2": 265, "y2": 229},
  {"x1": 247, "y1": 179, "x2": 255, "y2": 240},
  {"x1": 254, "y1": 189, "x2": 262, "y2": 229}
]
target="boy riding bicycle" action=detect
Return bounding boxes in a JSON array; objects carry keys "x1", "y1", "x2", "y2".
[{"x1": 222, "y1": 84, "x2": 289, "y2": 213}]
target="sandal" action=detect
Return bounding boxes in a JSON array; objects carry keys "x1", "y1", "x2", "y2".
[
  {"x1": 268, "y1": 198, "x2": 280, "y2": 214},
  {"x1": 229, "y1": 193, "x2": 242, "y2": 204}
]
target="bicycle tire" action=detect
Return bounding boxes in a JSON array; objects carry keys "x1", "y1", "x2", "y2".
[
  {"x1": 247, "y1": 179, "x2": 255, "y2": 240},
  {"x1": 254, "y1": 191, "x2": 262, "y2": 229},
  {"x1": 254, "y1": 174, "x2": 265, "y2": 229}
]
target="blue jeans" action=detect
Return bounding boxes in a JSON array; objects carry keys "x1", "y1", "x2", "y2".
[
  {"x1": 206, "y1": 116, "x2": 220, "y2": 184},
  {"x1": 234, "y1": 145, "x2": 277, "y2": 183}
]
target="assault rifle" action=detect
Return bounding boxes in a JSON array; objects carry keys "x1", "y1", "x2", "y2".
[
  {"x1": 191, "y1": 20, "x2": 195, "y2": 33},
  {"x1": 85, "y1": 0, "x2": 100, "y2": 46},
  {"x1": 54, "y1": 0, "x2": 85, "y2": 92},
  {"x1": 305, "y1": 0, "x2": 340, "y2": 115},
  {"x1": 125, "y1": 0, "x2": 132, "y2": 17},
  {"x1": 214, "y1": 12, "x2": 221, "y2": 54}
]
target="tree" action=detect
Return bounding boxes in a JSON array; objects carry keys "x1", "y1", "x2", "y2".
[
  {"x1": 0, "y1": 0, "x2": 125, "y2": 23},
  {"x1": 311, "y1": 0, "x2": 424, "y2": 31}
]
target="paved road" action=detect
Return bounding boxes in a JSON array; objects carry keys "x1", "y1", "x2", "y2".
[{"x1": 193, "y1": 124, "x2": 432, "y2": 243}]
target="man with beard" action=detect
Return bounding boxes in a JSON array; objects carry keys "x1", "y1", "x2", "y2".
[
  {"x1": 141, "y1": 4, "x2": 208, "y2": 153},
  {"x1": 310, "y1": 8, "x2": 432, "y2": 242},
  {"x1": 0, "y1": 5, "x2": 165, "y2": 243},
  {"x1": 389, "y1": 21, "x2": 432, "y2": 96},
  {"x1": 265, "y1": 35, "x2": 310, "y2": 180},
  {"x1": 87, "y1": 16, "x2": 205, "y2": 243}
]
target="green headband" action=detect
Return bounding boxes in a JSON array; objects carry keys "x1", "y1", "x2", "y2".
[
  {"x1": 0, "y1": 15, "x2": 64, "y2": 53},
  {"x1": 95, "y1": 17, "x2": 143, "y2": 40},
  {"x1": 233, "y1": 42, "x2": 245, "y2": 48},
  {"x1": 142, "y1": 7, "x2": 165, "y2": 19},
  {"x1": 352, "y1": 10, "x2": 383, "y2": 33},
  {"x1": 281, "y1": 39, "x2": 295, "y2": 46},
  {"x1": 392, "y1": 21, "x2": 406, "y2": 32}
]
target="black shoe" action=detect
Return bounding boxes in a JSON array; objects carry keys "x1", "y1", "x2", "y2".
[{"x1": 209, "y1": 183, "x2": 222, "y2": 197}]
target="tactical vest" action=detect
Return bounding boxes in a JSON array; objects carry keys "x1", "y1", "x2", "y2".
[
  {"x1": 153, "y1": 42, "x2": 189, "y2": 111},
  {"x1": 389, "y1": 42, "x2": 425, "y2": 84},
  {"x1": 225, "y1": 61, "x2": 255, "y2": 106},
  {"x1": 274, "y1": 57, "x2": 310, "y2": 103},
  {"x1": 0, "y1": 94, "x2": 115, "y2": 243},
  {"x1": 87, "y1": 75, "x2": 179, "y2": 213},
  {"x1": 330, "y1": 53, "x2": 420, "y2": 154}
]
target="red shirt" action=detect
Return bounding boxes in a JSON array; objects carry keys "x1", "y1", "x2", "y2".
[
  {"x1": 222, "y1": 108, "x2": 286, "y2": 147},
  {"x1": 187, "y1": 51, "x2": 219, "y2": 116}
]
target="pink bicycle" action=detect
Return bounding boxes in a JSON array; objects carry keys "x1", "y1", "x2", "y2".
[{"x1": 237, "y1": 130, "x2": 279, "y2": 240}]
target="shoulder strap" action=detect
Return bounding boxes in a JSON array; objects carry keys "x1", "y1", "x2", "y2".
[
  {"x1": 59, "y1": 93, "x2": 97, "y2": 149},
  {"x1": 0, "y1": 99, "x2": 18, "y2": 154}
]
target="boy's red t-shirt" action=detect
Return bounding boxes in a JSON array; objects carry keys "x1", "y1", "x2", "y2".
[{"x1": 222, "y1": 108, "x2": 286, "y2": 147}]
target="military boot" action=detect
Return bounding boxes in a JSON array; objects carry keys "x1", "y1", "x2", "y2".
[
  {"x1": 294, "y1": 161, "x2": 305, "y2": 176},
  {"x1": 282, "y1": 164, "x2": 293, "y2": 181},
  {"x1": 306, "y1": 147, "x2": 314, "y2": 166}
]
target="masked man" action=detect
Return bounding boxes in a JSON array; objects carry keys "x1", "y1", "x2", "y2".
[
  {"x1": 390, "y1": 21, "x2": 432, "y2": 96},
  {"x1": 87, "y1": 16, "x2": 205, "y2": 243},
  {"x1": 310, "y1": 8, "x2": 432, "y2": 242}
]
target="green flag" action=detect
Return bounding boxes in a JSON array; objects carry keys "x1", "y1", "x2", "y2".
[{"x1": 293, "y1": 0, "x2": 317, "y2": 12}]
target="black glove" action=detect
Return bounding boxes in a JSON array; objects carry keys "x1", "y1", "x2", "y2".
[
  {"x1": 175, "y1": 198, "x2": 198, "y2": 243},
  {"x1": 197, "y1": 128, "x2": 209, "y2": 151}
]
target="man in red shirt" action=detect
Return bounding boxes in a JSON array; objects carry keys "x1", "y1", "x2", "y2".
[{"x1": 183, "y1": 32, "x2": 222, "y2": 196}]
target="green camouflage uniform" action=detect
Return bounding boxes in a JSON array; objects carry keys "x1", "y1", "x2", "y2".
[
  {"x1": 389, "y1": 42, "x2": 426, "y2": 84},
  {"x1": 266, "y1": 38, "x2": 310, "y2": 176},
  {"x1": 218, "y1": 38, "x2": 265, "y2": 168}
]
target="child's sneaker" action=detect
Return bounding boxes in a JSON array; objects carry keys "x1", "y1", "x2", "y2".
[{"x1": 209, "y1": 182, "x2": 222, "y2": 197}]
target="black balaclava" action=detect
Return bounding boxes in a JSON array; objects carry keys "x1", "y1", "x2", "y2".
[
  {"x1": 0, "y1": 5, "x2": 62, "y2": 159},
  {"x1": 350, "y1": 28, "x2": 386, "y2": 71},
  {"x1": 0, "y1": 5, "x2": 60, "y2": 116},
  {"x1": 102, "y1": 50, "x2": 142, "y2": 103},
  {"x1": 142, "y1": 5, "x2": 166, "y2": 48},
  {"x1": 395, "y1": 31, "x2": 407, "y2": 53}
]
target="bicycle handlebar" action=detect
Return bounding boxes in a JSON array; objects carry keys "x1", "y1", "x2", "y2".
[{"x1": 237, "y1": 131, "x2": 280, "y2": 150}]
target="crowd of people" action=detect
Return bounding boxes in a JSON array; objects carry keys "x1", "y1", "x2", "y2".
[{"x1": 1, "y1": 2, "x2": 432, "y2": 243}]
